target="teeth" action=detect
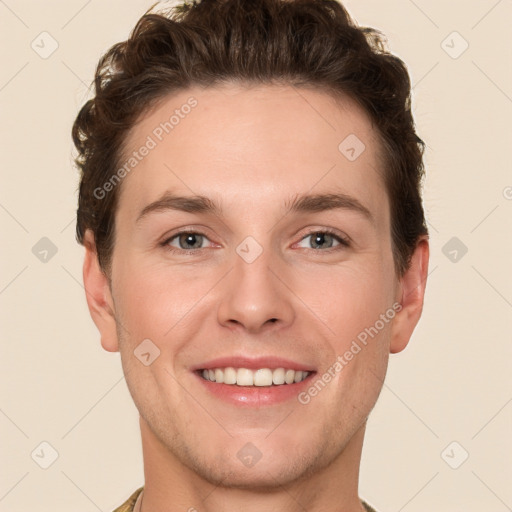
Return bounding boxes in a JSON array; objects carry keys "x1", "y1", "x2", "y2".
[
  {"x1": 200, "y1": 367, "x2": 310, "y2": 386},
  {"x1": 223, "y1": 367, "x2": 237, "y2": 384},
  {"x1": 293, "y1": 370, "x2": 303, "y2": 383},
  {"x1": 272, "y1": 368, "x2": 285, "y2": 385},
  {"x1": 214, "y1": 368, "x2": 224, "y2": 383},
  {"x1": 285, "y1": 369, "x2": 295, "y2": 384},
  {"x1": 236, "y1": 368, "x2": 253, "y2": 386},
  {"x1": 254, "y1": 368, "x2": 273, "y2": 386}
]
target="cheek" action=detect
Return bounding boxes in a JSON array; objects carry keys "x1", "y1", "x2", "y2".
[
  {"x1": 302, "y1": 262, "x2": 395, "y2": 396},
  {"x1": 112, "y1": 259, "x2": 217, "y2": 342},
  {"x1": 306, "y1": 263, "x2": 395, "y2": 339}
]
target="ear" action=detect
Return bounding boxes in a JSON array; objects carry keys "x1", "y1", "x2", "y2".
[
  {"x1": 390, "y1": 236, "x2": 429, "y2": 354},
  {"x1": 82, "y1": 230, "x2": 119, "y2": 352}
]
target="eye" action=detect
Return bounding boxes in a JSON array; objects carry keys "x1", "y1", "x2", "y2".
[
  {"x1": 296, "y1": 230, "x2": 350, "y2": 250},
  {"x1": 163, "y1": 231, "x2": 210, "y2": 252},
  {"x1": 160, "y1": 228, "x2": 349, "y2": 254}
]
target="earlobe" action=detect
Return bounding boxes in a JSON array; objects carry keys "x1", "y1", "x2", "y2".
[
  {"x1": 82, "y1": 230, "x2": 119, "y2": 352},
  {"x1": 390, "y1": 236, "x2": 429, "y2": 354}
]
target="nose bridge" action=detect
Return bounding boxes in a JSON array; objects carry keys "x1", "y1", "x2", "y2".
[{"x1": 216, "y1": 239, "x2": 294, "y2": 332}]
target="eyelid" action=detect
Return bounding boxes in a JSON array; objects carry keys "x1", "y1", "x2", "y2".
[
  {"x1": 160, "y1": 226, "x2": 351, "y2": 254},
  {"x1": 160, "y1": 228, "x2": 215, "y2": 251},
  {"x1": 295, "y1": 227, "x2": 351, "y2": 249}
]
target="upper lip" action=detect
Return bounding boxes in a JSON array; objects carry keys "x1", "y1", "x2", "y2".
[{"x1": 191, "y1": 356, "x2": 316, "y2": 372}]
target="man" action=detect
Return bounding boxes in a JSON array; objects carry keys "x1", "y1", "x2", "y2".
[{"x1": 72, "y1": 0, "x2": 429, "y2": 510}]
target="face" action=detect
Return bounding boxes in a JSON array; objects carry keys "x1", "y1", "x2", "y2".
[{"x1": 85, "y1": 83, "x2": 427, "y2": 489}]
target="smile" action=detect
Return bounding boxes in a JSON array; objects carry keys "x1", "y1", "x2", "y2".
[{"x1": 199, "y1": 367, "x2": 311, "y2": 386}]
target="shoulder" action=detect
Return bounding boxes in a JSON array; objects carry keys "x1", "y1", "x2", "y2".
[
  {"x1": 362, "y1": 500, "x2": 378, "y2": 512},
  {"x1": 112, "y1": 487, "x2": 144, "y2": 512}
]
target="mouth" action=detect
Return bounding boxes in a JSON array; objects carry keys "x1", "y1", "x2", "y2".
[
  {"x1": 191, "y1": 357, "x2": 317, "y2": 406},
  {"x1": 197, "y1": 367, "x2": 311, "y2": 386},
  {"x1": 191, "y1": 356, "x2": 317, "y2": 406}
]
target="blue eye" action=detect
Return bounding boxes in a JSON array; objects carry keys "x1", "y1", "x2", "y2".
[
  {"x1": 297, "y1": 230, "x2": 350, "y2": 250},
  {"x1": 164, "y1": 231, "x2": 209, "y2": 251},
  {"x1": 161, "y1": 228, "x2": 350, "y2": 255}
]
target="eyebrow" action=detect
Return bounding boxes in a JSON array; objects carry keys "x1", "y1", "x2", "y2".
[
  {"x1": 136, "y1": 191, "x2": 374, "y2": 224},
  {"x1": 137, "y1": 193, "x2": 221, "y2": 222},
  {"x1": 286, "y1": 192, "x2": 373, "y2": 223}
]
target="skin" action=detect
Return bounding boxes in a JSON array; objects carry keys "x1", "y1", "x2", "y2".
[{"x1": 83, "y1": 83, "x2": 429, "y2": 512}]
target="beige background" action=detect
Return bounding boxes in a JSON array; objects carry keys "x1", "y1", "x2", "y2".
[{"x1": 1, "y1": 0, "x2": 511, "y2": 510}]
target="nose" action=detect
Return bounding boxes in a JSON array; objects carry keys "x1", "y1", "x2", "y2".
[{"x1": 216, "y1": 249, "x2": 295, "y2": 334}]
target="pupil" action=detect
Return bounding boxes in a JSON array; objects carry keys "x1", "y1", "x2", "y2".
[
  {"x1": 181, "y1": 233, "x2": 201, "y2": 249},
  {"x1": 313, "y1": 233, "x2": 330, "y2": 249}
]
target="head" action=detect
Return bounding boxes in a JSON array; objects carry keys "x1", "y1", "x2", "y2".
[{"x1": 74, "y1": 0, "x2": 429, "y2": 490}]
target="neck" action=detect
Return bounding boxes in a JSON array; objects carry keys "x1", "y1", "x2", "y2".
[{"x1": 138, "y1": 416, "x2": 367, "y2": 512}]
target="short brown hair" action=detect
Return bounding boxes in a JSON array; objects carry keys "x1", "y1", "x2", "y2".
[{"x1": 72, "y1": 0, "x2": 428, "y2": 276}]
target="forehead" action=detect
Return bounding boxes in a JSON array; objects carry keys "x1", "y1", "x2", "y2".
[{"x1": 117, "y1": 83, "x2": 387, "y2": 225}]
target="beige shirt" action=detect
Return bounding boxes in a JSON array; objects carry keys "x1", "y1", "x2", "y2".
[{"x1": 113, "y1": 487, "x2": 378, "y2": 512}]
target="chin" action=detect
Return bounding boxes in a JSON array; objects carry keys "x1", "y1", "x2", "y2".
[
  {"x1": 191, "y1": 456, "x2": 317, "y2": 491},
  {"x1": 178, "y1": 434, "x2": 331, "y2": 491}
]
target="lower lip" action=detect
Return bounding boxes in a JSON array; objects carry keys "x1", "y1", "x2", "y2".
[{"x1": 194, "y1": 371, "x2": 315, "y2": 407}]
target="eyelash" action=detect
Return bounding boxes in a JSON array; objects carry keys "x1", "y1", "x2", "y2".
[{"x1": 160, "y1": 228, "x2": 350, "y2": 254}]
